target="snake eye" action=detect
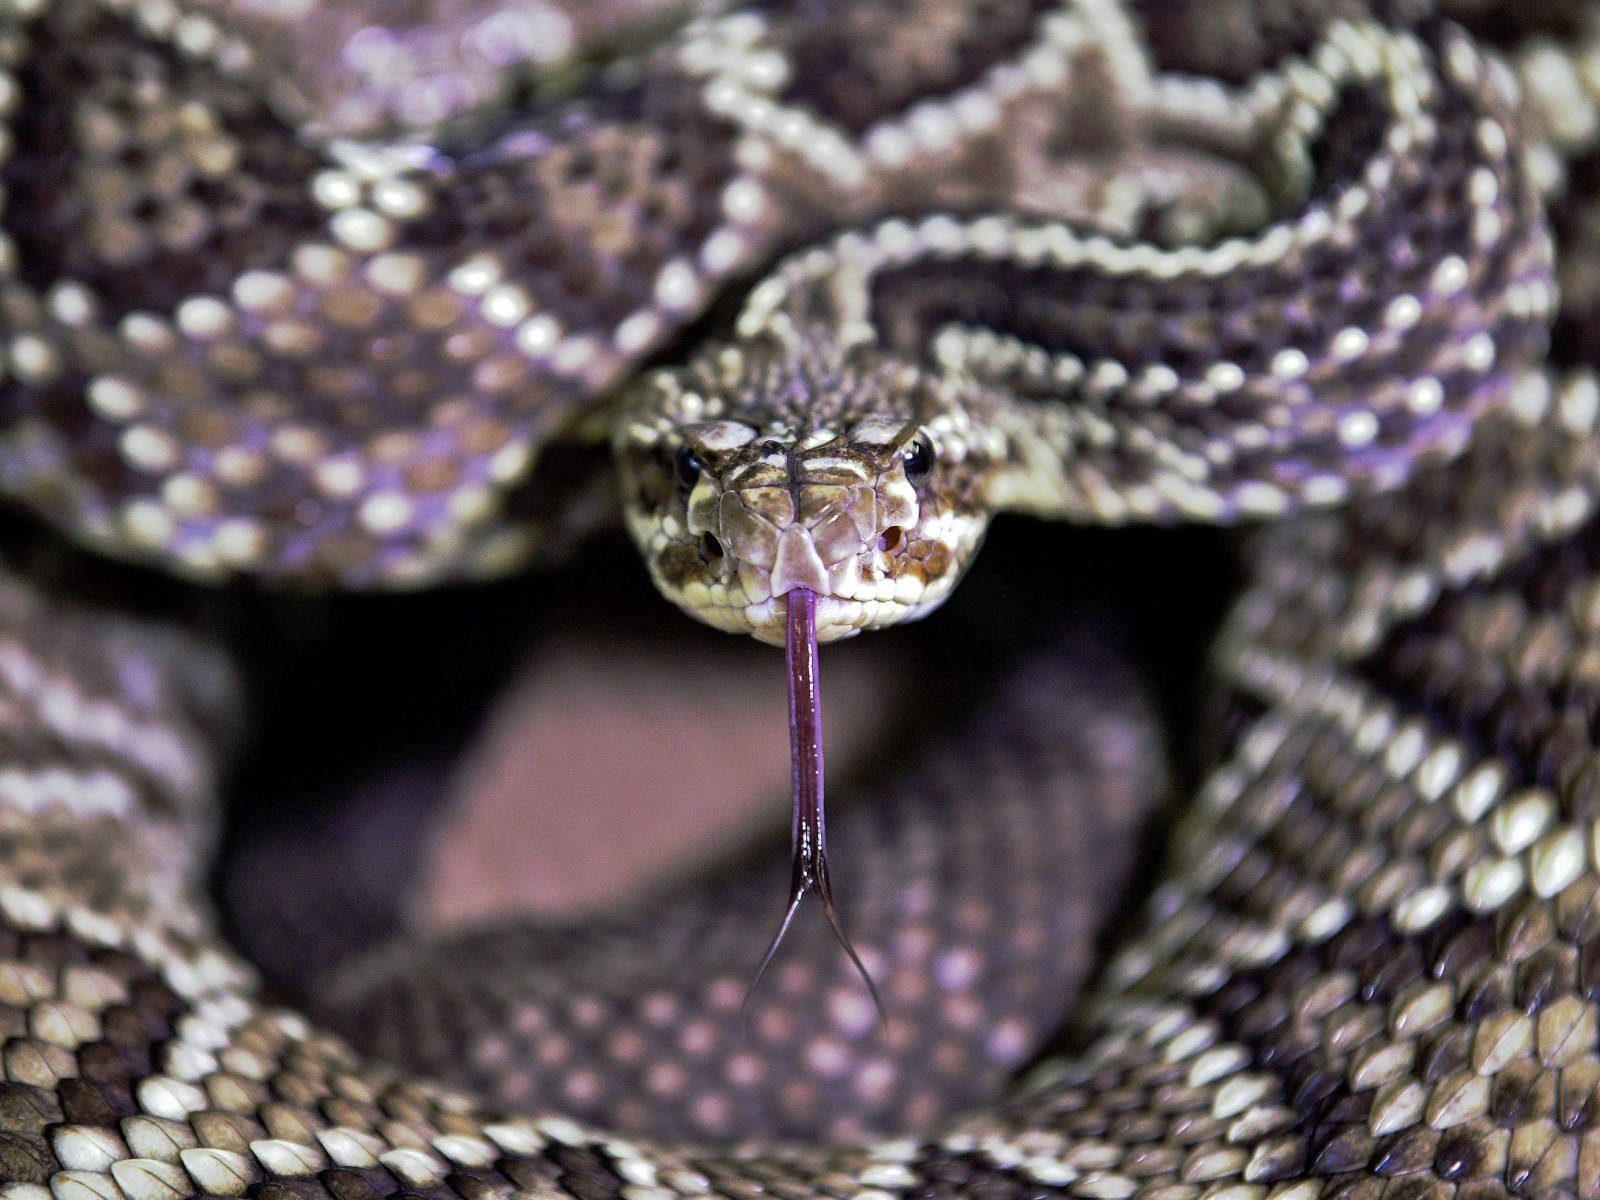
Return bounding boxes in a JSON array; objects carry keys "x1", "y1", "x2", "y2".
[
  {"x1": 674, "y1": 445, "x2": 703, "y2": 490},
  {"x1": 901, "y1": 433, "x2": 934, "y2": 484}
]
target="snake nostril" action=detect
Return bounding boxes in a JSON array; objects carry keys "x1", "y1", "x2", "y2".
[
  {"x1": 878, "y1": 526, "x2": 903, "y2": 553},
  {"x1": 701, "y1": 532, "x2": 724, "y2": 559}
]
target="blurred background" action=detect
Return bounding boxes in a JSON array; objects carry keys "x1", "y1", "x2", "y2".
[{"x1": 198, "y1": 515, "x2": 1238, "y2": 1000}]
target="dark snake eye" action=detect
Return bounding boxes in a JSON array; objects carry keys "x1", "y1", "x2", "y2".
[
  {"x1": 901, "y1": 433, "x2": 934, "y2": 483},
  {"x1": 674, "y1": 445, "x2": 703, "y2": 490}
]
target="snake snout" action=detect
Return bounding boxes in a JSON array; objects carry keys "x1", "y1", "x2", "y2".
[
  {"x1": 771, "y1": 524, "x2": 829, "y2": 595},
  {"x1": 707, "y1": 480, "x2": 915, "y2": 602}
]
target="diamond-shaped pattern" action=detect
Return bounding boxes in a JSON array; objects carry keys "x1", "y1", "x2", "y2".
[{"x1": 0, "y1": 0, "x2": 1598, "y2": 1197}]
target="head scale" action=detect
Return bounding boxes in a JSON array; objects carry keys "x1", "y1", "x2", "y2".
[{"x1": 615, "y1": 325, "x2": 994, "y2": 645}]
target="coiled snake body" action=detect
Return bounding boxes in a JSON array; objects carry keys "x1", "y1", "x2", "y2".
[{"x1": 2, "y1": 0, "x2": 1600, "y2": 1196}]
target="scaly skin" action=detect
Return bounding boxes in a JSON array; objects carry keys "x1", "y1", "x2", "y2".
[{"x1": 3, "y1": 1, "x2": 1600, "y2": 1199}]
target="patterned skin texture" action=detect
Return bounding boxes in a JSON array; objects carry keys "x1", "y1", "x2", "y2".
[
  {"x1": 3, "y1": 0, "x2": 1600, "y2": 1198},
  {"x1": 308, "y1": 631, "x2": 1164, "y2": 1145}
]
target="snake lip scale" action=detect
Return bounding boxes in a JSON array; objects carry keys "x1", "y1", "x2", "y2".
[{"x1": 3, "y1": 0, "x2": 1600, "y2": 1195}]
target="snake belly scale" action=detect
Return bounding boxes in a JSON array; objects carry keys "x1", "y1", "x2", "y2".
[{"x1": 3, "y1": 0, "x2": 1600, "y2": 1197}]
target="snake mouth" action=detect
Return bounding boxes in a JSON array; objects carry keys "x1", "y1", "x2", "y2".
[
  {"x1": 740, "y1": 525, "x2": 912, "y2": 644},
  {"x1": 634, "y1": 493, "x2": 989, "y2": 644},
  {"x1": 746, "y1": 591, "x2": 891, "y2": 646},
  {"x1": 681, "y1": 560, "x2": 958, "y2": 646},
  {"x1": 674, "y1": 475, "x2": 959, "y2": 643}
]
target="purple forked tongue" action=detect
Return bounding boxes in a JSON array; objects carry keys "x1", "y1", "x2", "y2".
[{"x1": 745, "y1": 586, "x2": 884, "y2": 1019}]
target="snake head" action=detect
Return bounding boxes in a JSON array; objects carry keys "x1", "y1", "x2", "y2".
[{"x1": 615, "y1": 329, "x2": 991, "y2": 645}]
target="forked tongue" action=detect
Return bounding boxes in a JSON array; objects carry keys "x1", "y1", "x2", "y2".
[{"x1": 746, "y1": 585, "x2": 885, "y2": 1019}]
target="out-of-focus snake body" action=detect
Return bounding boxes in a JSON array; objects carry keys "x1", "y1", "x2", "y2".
[{"x1": 3, "y1": 0, "x2": 1600, "y2": 1196}]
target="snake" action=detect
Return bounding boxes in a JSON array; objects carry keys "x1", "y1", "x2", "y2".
[{"x1": 2, "y1": 0, "x2": 1600, "y2": 1194}]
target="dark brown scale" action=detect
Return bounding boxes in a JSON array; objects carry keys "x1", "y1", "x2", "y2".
[
  {"x1": 1417, "y1": 1023, "x2": 1472, "y2": 1080},
  {"x1": 1518, "y1": 944, "x2": 1579, "y2": 1012},
  {"x1": 1501, "y1": 899, "x2": 1559, "y2": 968},
  {"x1": 1130, "y1": 0, "x2": 1368, "y2": 81},
  {"x1": 0, "y1": 1082, "x2": 58, "y2": 1136},
  {"x1": 256, "y1": 1184, "x2": 335, "y2": 1200},
  {"x1": 547, "y1": 1143, "x2": 629, "y2": 1199},
  {"x1": 1548, "y1": 147, "x2": 1600, "y2": 370},
  {"x1": 1385, "y1": 1175, "x2": 1458, "y2": 1200},
  {"x1": 0, "y1": 371, "x2": 140, "y2": 524},
  {"x1": 1307, "y1": 83, "x2": 1397, "y2": 197},
  {"x1": 1433, "y1": 1126, "x2": 1485, "y2": 1178},
  {"x1": 56, "y1": 1075, "x2": 128, "y2": 1124},
  {"x1": 1492, "y1": 1058, "x2": 1554, "y2": 1126},
  {"x1": 320, "y1": 1167, "x2": 390, "y2": 1200},
  {"x1": 1391, "y1": 795, "x2": 1454, "y2": 858},
  {"x1": 1460, "y1": 963, "x2": 1515, "y2": 1023},
  {"x1": 759, "y1": 0, "x2": 1056, "y2": 134},
  {"x1": 1312, "y1": 1126, "x2": 1378, "y2": 1175},
  {"x1": 1438, "y1": 0, "x2": 1595, "y2": 50},
  {"x1": 1373, "y1": 1127, "x2": 1435, "y2": 1178},
  {"x1": 0, "y1": 1130, "x2": 53, "y2": 1184}
]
